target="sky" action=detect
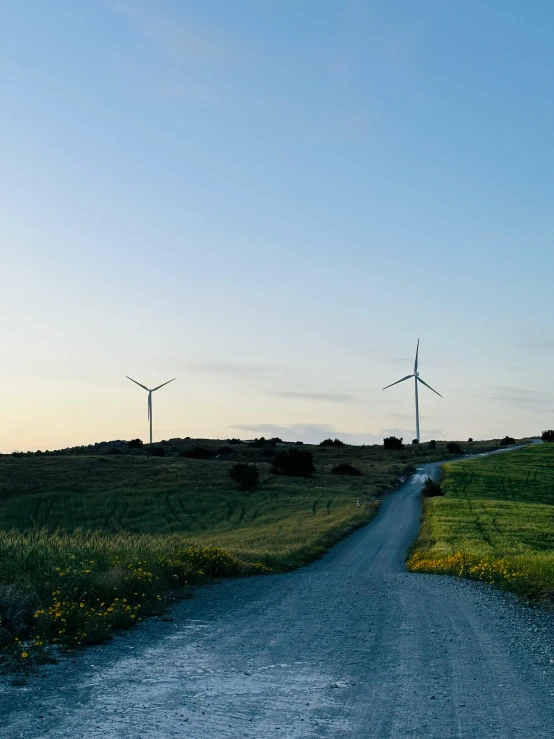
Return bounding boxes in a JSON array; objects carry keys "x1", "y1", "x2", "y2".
[{"x1": 1, "y1": 0, "x2": 553, "y2": 452}]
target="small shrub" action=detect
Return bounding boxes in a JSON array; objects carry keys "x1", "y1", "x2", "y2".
[
  {"x1": 428, "y1": 440, "x2": 437, "y2": 449},
  {"x1": 229, "y1": 462, "x2": 259, "y2": 491},
  {"x1": 467, "y1": 437, "x2": 474, "y2": 443},
  {"x1": 268, "y1": 437, "x2": 282, "y2": 444},
  {"x1": 500, "y1": 436, "x2": 516, "y2": 447},
  {"x1": 541, "y1": 430, "x2": 554, "y2": 442},
  {"x1": 331, "y1": 463, "x2": 361, "y2": 476},
  {"x1": 320, "y1": 438, "x2": 345, "y2": 447},
  {"x1": 383, "y1": 436, "x2": 404, "y2": 450},
  {"x1": 226, "y1": 438, "x2": 244, "y2": 445},
  {"x1": 412, "y1": 439, "x2": 419, "y2": 445},
  {"x1": 294, "y1": 440, "x2": 304, "y2": 445},
  {"x1": 149, "y1": 446, "x2": 165, "y2": 457},
  {"x1": 422, "y1": 478, "x2": 443, "y2": 497},
  {"x1": 447, "y1": 442, "x2": 463, "y2": 455},
  {"x1": 128, "y1": 439, "x2": 143, "y2": 449},
  {"x1": 181, "y1": 446, "x2": 216, "y2": 460},
  {"x1": 272, "y1": 449, "x2": 315, "y2": 477},
  {"x1": 0, "y1": 585, "x2": 39, "y2": 642}
]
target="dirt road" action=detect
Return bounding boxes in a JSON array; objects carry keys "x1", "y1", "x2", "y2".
[{"x1": 2, "y1": 458, "x2": 554, "y2": 738}]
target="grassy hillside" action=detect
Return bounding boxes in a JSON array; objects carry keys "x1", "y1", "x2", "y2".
[
  {"x1": 408, "y1": 443, "x2": 554, "y2": 601},
  {"x1": 0, "y1": 438, "x2": 501, "y2": 564},
  {"x1": 0, "y1": 436, "x2": 505, "y2": 669}
]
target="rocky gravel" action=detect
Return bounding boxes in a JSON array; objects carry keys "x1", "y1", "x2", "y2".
[{"x1": 2, "y1": 457, "x2": 554, "y2": 738}]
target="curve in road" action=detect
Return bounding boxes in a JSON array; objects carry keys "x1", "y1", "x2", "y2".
[{"x1": 2, "y1": 452, "x2": 554, "y2": 738}]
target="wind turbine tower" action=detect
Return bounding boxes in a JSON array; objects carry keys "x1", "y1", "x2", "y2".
[
  {"x1": 126, "y1": 376, "x2": 176, "y2": 445},
  {"x1": 382, "y1": 340, "x2": 442, "y2": 442}
]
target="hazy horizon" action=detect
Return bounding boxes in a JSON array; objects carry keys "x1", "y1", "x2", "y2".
[{"x1": 2, "y1": 1, "x2": 553, "y2": 452}]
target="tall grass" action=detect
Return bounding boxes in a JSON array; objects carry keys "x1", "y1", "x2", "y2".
[{"x1": 0, "y1": 528, "x2": 263, "y2": 670}]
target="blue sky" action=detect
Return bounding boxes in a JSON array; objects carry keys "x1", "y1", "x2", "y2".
[{"x1": 1, "y1": 0, "x2": 553, "y2": 451}]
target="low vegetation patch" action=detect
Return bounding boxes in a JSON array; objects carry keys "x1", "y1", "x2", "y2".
[
  {"x1": 408, "y1": 444, "x2": 554, "y2": 602},
  {"x1": 446, "y1": 442, "x2": 463, "y2": 455},
  {"x1": 229, "y1": 462, "x2": 259, "y2": 491},
  {"x1": 383, "y1": 436, "x2": 404, "y2": 450},
  {"x1": 272, "y1": 449, "x2": 315, "y2": 477},
  {"x1": 500, "y1": 435, "x2": 516, "y2": 446},
  {"x1": 181, "y1": 446, "x2": 217, "y2": 460},
  {"x1": 0, "y1": 436, "x2": 503, "y2": 670},
  {"x1": 331, "y1": 463, "x2": 362, "y2": 476},
  {"x1": 421, "y1": 478, "x2": 443, "y2": 497},
  {"x1": 408, "y1": 551, "x2": 524, "y2": 585},
  {"x1": 320, "y1": 438, "x2": 346, "y2": 447},
  {"x1": 0, "y1": 529, "x2": 262, "y2": 672}
]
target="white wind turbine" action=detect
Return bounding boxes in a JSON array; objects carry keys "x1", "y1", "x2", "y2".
[
  {"x1": 382, "y1": 339, "x2": 442, "y2": 443},
  {"x1": 126, "y1": 376, "x2": 176, "y2": 445}
]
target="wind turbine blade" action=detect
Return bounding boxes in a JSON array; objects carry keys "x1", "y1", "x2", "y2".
[
  {"x1": 417, "y1": 376, "x2": 443, "y2": 398},
  {"x1": 126, "y1": 376, "x2": 149, "y2": 392},
  {"x1": 414, "y1": 338, "x2": 420, "y2": 374},
  {"x1": 151, "y1": 378, "x2": 176, "y2": 392},
  {"x1": 382, "y1": 374, "x2": 414, "y2": 390}
]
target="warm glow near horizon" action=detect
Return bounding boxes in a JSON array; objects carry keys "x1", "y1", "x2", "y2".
[{"x1": 2, "y1": 1, "x2": 553, "y2": 453}]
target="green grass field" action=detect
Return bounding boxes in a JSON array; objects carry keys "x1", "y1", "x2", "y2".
[
  {"x1": 0, "y1": 438, "x2": 500, "y2": 566},
  {"x1": 0, "y1": 436, "x2": 504, "y2": 669},
  {"x1": 408, "y1": 443, "x2": 554, "y2": 601}
]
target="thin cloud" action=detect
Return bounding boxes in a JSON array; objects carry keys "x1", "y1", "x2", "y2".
[
  {"x1": 482, "y1": 386, "x2": 554, "y2": 411},
  {"x1": 233, "y1": 423, "x2": 371, "y2": 445},
  {"x1": 102, "y1": 0, "x2": 243, "y2": 103},
  {"x1": 232, "y1": 423, "x2": 444, "y2": 446},
  {"x1": 105, "y1": 0, "x2": 233, "y2": 64},
  {"x1": 521, "y1": 340, "x2": 554, "y2": 350},
  {"x1": 185, "y1": 359, "x2": 281, "y2": 383},
  {"x1": 273, "y1": 391, "x2": 359, "y2": 404}
]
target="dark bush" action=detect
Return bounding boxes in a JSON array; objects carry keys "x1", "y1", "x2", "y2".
[
  {"x1": 541, "y1": 430, "x2": 554, "y2": 442},
  {"x1": 216, "y1": 446, "x2": 233, "y2": 456},
  {"x1": 428, "y1": 440, "x2": 437, "y2": 449},
  {"x1": 331, "y1": 463, "x2": 362, "y2": 476},
  {"x1": 320, "y1": 438, "x2": 345, "y2": 447},
  {"x1": 249, "y1": 437, "x2": 271, "y2": 448},
  {"x1": 229, "y1": 462, "x2": 259, "y2": 491},
  {"x1": 412, "y1": 439, "x2": 419, "y2": 445},
  {"x1": 468, "y1": 437, "x2": 474, "y2": 443},
  {"x1": 422, "y1": 478, "x2": 444, "y2": 497},
  {"x1": 295, "y1": 440, "x2": 304, "y2": 445},
  {"x1": 500, "y1": 436, "x2": 516, "y2": 446},
  {"x1": 383, "y1": 436, "x2": 404, "y2": 450},
  {"x1": 268, "y1": 437, "x2": 283, "y2": 444},
  {"x1": 447, "y1": 442, "x2": 463, "y2": 455},
  {"x1": 181, "y1": 446, "x2": 217, "y2": 460},
  {"x1": 227, "y1": 438, "x2": 244, "y2": 444},
  {"x1": 272, "y1": 449, "x2": 315, "y2": 477},
  {"x1": 128, "y1": 438, "x2": 143, "y2": 449},
  {"x1": 149, "y1": 446, "x2": 166, "y2": 457},
  {"x1": 259, "y1": 444, "x2": 277, "y2": 458},
  {"x1": 108, "y1": 447, "x2": 121, "y2": 455}
]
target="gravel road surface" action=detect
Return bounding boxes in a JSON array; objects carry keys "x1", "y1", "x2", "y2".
[{"x1": 2, "y1": 456, "x2": 554, "y2": 738}]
